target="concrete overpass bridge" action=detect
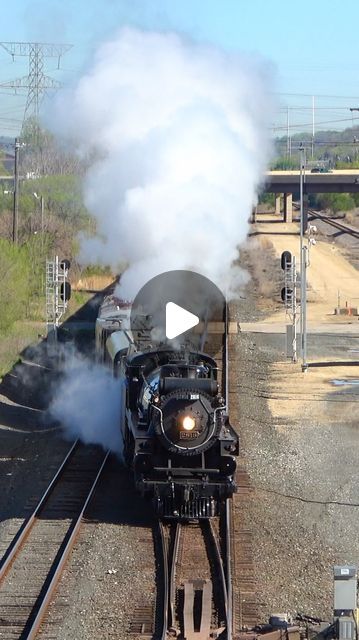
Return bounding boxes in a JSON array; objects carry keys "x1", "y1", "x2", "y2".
[{"x1": 263, "y1": 169, "x2": 359, "y2": 222}]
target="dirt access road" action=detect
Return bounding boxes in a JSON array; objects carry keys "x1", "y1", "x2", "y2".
[{"x1": 248, "y1": 213, "x2": 359, "y2": 328}]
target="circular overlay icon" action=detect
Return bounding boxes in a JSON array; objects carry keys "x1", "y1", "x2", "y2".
[{"x1": 130, "y1": 270, "x2": 225, "y2": 347}]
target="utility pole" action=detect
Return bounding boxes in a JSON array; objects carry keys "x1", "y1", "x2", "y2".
[
  {"x1": 0, "y1": 42, "x2": 72, "y2": 125},
  {"x1": 311, "y1": 96, "x2": 315, "y2": 158},
  {"x1": 12, "y1": 138, "x2": 20, "y2": 243},
  {"x1": 299, "y1": 143, "x2": 308, "y2": 371},
  {"x1": 40, "y1": 195, "x2": 44, "y2": 238},
  {"x1": 286, "y1": 106, "x2": 293, "y2": 158},
  {"x1": 350, "y1": 107, "x2": 359, "y2": 128}
]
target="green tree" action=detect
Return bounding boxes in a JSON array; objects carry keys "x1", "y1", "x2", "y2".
[
  {"x1": 316, "y1": 193, "x2": 355, "y2": 213},
  {"x1": 0, "y1": 149, "x2": 7, "y2": 175},
  {"x1": 271, "y1": 157, "x2": 298, "y2": 170}
]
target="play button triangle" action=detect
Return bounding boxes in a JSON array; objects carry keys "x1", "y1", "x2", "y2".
[{"x1": 165, "y1": 302, "x2": 199, "y2": 340}]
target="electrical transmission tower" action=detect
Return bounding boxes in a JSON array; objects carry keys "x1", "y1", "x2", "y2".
[{"x1": 0, "y1": 42, "x2": 72, "y2": 124}]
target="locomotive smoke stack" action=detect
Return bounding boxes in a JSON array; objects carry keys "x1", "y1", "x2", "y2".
[{"x1": 50, "y1": 27, "x2": 274, "y2": 298}]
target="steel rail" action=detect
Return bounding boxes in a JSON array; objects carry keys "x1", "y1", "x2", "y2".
[
  {"x1": 159, "y1": 521, "x2": 169, "y2": 640},
  {"x1": 169, "y1": 522, "x2": 181, "y2": 629},
  {"x1": 26, "y1": 449, "x2": 110, "y2": 639},
  {"x1": 308, "y1": 210, "x2": 359, "y2": 238},
  {"x1": 226, "y1": 498, "x2": 233, "y2": 640},
  {"x1": 224, "y1": 300, "x2": 229, "y2": 408},
  {"x1": 224, "y1": 302, "x2": 233, "y2": 638},
  {"x1": 207, "y1": 518, "x2": 228, "y2": 619},
  {"x1": 292, "y1": 202, "x2": 359, "y2": 239},
  {"x1": 0, "y1": 439, "x2": 79, "y2": 583}
]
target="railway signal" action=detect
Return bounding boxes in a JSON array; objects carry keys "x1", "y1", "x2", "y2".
[
  {"x1": 280, "y1": 250, "x2": 298, "y2": 363},
  {"x1": 45, "y1": 256, "x2": 71, "y2": 345}
]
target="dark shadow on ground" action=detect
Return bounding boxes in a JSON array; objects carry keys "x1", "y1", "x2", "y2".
[
  {"x1": 88, "y1": 456, "x2": 156, "y2": 527},
  {"x1": 308, "y1": 360, "x2": 359, "y2": 368},
  {"x1": 0, "y1": 282, "x2": 124, "y2": 526},
  {"x1": 249, "y1": 230, "x2": 299, "y2": 237},
  {"x1": 253, "y1": 218, "x2": 286, "y2": 224},
  {"x1": 0, "y1": 285, "x2": 113, "y2": 413}
]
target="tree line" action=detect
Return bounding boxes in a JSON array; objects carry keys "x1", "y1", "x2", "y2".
[{"x1": 0, "y1": 119, "x2": 95, "y2": 334}]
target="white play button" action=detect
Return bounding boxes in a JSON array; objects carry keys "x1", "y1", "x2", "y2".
[{"x1": 165, "y1": 302, "x2": 199, "y2": 340}]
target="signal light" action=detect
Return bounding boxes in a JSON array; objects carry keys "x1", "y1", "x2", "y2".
[
  {"x1": 60, "y1": 281, "x2": 71, "y2": 302},
  {"x1": 60, "y1": 259, "x2": 70, "y2": 272},
  {"x1": 281, "y1": 251, "x2": 292, "y2": 270},
  {"x1": 281, "y1": 287, "x2": 293, "y2": 303}
]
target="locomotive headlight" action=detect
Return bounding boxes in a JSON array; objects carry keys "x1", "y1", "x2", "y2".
[{"x1": 182, "y1": 416, "x2": 196, "y2": 431}]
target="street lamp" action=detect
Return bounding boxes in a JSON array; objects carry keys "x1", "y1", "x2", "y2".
[
  {"x1": 33, "y1": 191, "x2": 44, "y2": 239},
  {"x1": 299, "y1": 143, "x2": 308, "y2": 372}
]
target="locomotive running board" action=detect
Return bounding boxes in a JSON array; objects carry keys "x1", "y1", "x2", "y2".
[{"x1": 182, "y1": 579, "x2": 224, "y2": 639}]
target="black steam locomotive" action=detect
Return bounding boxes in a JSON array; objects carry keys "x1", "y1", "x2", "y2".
[{"x1": 96, "y1": 295, "x2": 239, "y2": 519}]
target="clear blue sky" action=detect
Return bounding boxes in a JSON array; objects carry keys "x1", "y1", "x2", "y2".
[{"x1": 1, "y1": 0, "x2": 359, "y2": 137}]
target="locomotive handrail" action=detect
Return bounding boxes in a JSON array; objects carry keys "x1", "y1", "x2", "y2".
[{"x1": 214, "y1": 405, "x2": 226, "y2": 428}]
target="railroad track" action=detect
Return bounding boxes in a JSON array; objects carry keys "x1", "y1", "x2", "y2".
[
  {"x1": 293, "y1": 202, "x2": 359, "y2": 239},
  {"x1": 157, "y1": 498, "x2": 232, "y2": 639},
  {"x1": 151, "y1": 303, "x2": 236, "y2": 640},
  {"x1": 127, "y1": 302, "x2": 256, "y2": 639},
  {"x1": 308, "y1": 209, "x2": 359, "y2": 239},
  {"x1": 0, "y1": 440, "x2": 109, "y2": 639}
]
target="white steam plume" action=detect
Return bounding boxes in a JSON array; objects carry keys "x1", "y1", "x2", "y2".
[
  {"x1": 50, "y1": 27, "x2": 274, "y2": 297},
  {"x1": 50, "y1": 355, "x2": 124, "y2": 455}
]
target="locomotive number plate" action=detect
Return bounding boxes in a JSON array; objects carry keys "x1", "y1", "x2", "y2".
[{"x1": 180, "y1": 431, "x2": 200, "y2": 440}]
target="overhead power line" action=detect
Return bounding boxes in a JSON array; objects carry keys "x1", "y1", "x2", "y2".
[
  {"x1": 0, "y1": 41, "x2": 72, "y2": 126},
  {"x1": 272, "y1": 115, "x2": 359, "y2": 132},
  {"x1": 274, "y1": 92, "x2": 359, "y2": 99}
]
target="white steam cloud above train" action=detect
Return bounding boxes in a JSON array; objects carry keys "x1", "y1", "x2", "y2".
[{"x1": 51, "y1": 27, "x2": 274, "y2": 297}]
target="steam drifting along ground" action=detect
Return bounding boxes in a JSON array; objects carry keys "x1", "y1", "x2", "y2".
[
  {"x1": 49, "y1": 354, "x2": 124, "y2": 455},
  {"x1": 50, "y1": 26, "x2": 274, "y2": 298}
]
